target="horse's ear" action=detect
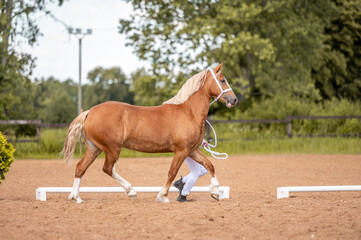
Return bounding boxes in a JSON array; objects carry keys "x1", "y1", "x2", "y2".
[{"x1": 213, "y1": 62, "x2": 223, "y2": 74}]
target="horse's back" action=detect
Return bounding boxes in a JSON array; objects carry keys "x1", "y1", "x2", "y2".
[{"x1": 89, "y1": 101, "x2": 160, "y2": 112}]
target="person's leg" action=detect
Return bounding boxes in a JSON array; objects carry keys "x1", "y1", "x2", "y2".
[
  {"x1": 182, "y1": 157, "x2": 208, "y2": 180},
  {"x1": 174, "y1": 157, "x2": 194, "y2": 190},
  {"x1": 173, "y1": 156, "x2": 208, "y2": 201},
  {"x1": 181, "y1": 157, "x2": 208, "y2": 196}
]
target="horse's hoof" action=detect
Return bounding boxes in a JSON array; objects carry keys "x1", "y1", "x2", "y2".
[
  {"x1": 68, "y1": 192, "x2": 75, "y2": 201},
  {"x1": 128, "y1": 193, "x2": 137, "y2": 198},
  {"x1": 127, "y1": 188, "x2": 137, "y2": 198},
  {"x1": 161, "y1": 197, "x2": 170, "y2": 203},
  {"x1": 156, "y1": 193, "x2": 170, "y2": 203},
  {"x1": 210, "y1": 185, "x2": 220, "y2": 201},
  {"x1": 156, "y1": 197, "x2": 170, "y2": 202},
  {"x1": 211, "y1": 193, "x2": 220, "y2": 201},
  {"x1": 68, "y1": 193, "x2": 83, "y2": 203}
]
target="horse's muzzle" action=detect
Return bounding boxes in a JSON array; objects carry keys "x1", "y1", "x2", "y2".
[{"x1": 225, "y1": 96, "x2": 238, "y2": 108}]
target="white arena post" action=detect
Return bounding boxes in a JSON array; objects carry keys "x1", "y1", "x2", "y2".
[
  {"x1": 36, "y1": 186, "x2": 230, "y2": 201},
  {"x1": 277, "y1": 185, "x2": 361, "y2": 199}
]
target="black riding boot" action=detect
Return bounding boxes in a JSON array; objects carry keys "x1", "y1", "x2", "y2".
[
  {"x1": 177, "y1": 194, "x2": 189, "y2": 202},
  {"x1": 173, "y1": 176, "x2": 185, "y2": 191},
  {"x1": 173, "y1": 176, "x2": 189, "y2": 202}
]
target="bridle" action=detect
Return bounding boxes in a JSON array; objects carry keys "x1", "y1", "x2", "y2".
[
  {"x1": 200, "y1": 67, "x2": 234, "y2": 159},
  {"x1": 207, "y1": 67, "x2": 233, "y2": 105}
]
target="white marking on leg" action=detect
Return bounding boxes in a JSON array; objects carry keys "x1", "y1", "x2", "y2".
[
  {"x1": 211, "y1": 176, "x2": 219, "y2": 187},
  {"x1": 112, "y1": 165, "x2": 137, "y2": 197},
  {"x1": 156, "y1": 187, "x2": 170, "y2": 203},
  {"x1": 210, "y1": 176, "x2": 220, "y2": 200},
  {"x1": 68, "y1": 178, "x2": 83, "y2": 203}
]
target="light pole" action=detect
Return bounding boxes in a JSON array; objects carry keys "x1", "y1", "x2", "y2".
[{"x1": 68, "y1": 28, "x2": 92, "y2": 115}]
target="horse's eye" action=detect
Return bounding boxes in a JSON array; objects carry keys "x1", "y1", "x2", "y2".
[{"x1": 220, "y1": 79, "x2": 226, "y2": 83}]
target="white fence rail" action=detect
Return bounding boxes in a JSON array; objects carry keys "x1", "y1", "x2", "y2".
[
  {"x1": 277, "y1": 185, "x2": 361, "y2": 199},
  {"x1": 36, "y1": 186, "x2": 230, "y2": 201}
]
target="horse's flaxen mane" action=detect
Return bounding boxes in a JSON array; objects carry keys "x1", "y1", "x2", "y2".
[{"x1": 163, "y1": 70, "x2": 207, "y2": 105}]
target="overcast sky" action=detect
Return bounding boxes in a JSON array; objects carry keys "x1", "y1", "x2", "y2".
[{"x1": 20, "y1": 0, "x2": 148, "y2": 83}]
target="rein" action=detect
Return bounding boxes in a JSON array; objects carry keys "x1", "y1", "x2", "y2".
[{"x1": 200, "y1": 67, "x2": 233, "y2": 160}]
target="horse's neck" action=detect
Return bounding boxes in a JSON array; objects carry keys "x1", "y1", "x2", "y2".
[{"x1": 184, "y1": 85, "x2": 210, "y2": 123}]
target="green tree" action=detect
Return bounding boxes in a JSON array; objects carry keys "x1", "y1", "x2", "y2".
[
  {"x1": 35, "y1": 77, "x2": 77, "y2": 123},
  {"x1": 119, "y1": 0, "x2": 334, "y2": 105},
  {"x1": 131, "y1": 68, "x2": 179, "y2": 106},
  {"x1": 0, "y1": 0, "x2": 65, "y2": 121},
  {"x1": 83, "y1": 66, "x2": 134, "y2": 109},
  {"x1": 313, "y1": 0, "x2": 361, "y2": 100}
]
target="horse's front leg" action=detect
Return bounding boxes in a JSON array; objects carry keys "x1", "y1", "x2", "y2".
[
  {"x1": 156, "y1": 150, "x2": 189, "y2": 202},
  {"x1": 189, "y1": 148, "x2": 220, "y2": 200}
]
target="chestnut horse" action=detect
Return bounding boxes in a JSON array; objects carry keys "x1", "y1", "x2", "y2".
[{"x1": 61, "y1": 63, "x2": 238, "y2": 203}]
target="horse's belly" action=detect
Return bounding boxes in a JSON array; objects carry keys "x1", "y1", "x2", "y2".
[{"x1": 123, "y1": 138, "x2": 172, "y2": 153}]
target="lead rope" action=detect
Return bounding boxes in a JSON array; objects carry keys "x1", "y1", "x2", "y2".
[
  {"x1": 201, "y1": 120, "x2": 228, "y2": 159},
  {"x1": 199, "y1": 67, "x2": 231, "y2": 160}
]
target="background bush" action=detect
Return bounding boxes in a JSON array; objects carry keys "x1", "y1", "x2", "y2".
[{"x1": 0, "y1": 132, "x2": 15, "y2": 183}]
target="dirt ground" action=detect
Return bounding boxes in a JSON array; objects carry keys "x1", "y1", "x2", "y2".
[{"x1": 0, "y1": 155, "x2": 360, "y2": 240}]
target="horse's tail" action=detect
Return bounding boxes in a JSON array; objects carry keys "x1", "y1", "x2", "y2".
[{"x1": 61, "y1": 110, "x2": 89, "y2": 165}]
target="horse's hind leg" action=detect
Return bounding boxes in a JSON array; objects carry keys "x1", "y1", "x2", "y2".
[
  {"x1": 69, "y1": 141, "x2": 102, "y2": 203},
  {"x1": 103, "y1": 148, "x2": 137, "y2": 197}
]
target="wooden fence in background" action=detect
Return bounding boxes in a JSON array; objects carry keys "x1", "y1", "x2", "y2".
[{"x1": 1, "y1": 115, "x2": 361, "y2": 142}]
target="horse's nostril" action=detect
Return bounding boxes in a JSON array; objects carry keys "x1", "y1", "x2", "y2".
[{"x1": 233, "y1": 98, "x2": 238, "y2": 104}]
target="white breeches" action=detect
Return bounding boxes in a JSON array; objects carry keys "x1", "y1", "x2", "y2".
[{"x1": 181, "y1": 156, "x2": 208, "y2": 196}]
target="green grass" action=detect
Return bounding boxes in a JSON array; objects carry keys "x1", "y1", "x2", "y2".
[
  {"x1": 216, "y1": 137, "x2": 361, "y2": 155},
  {"x1": 11, "y1": 127, "x2": 361, "y2": 159}
]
